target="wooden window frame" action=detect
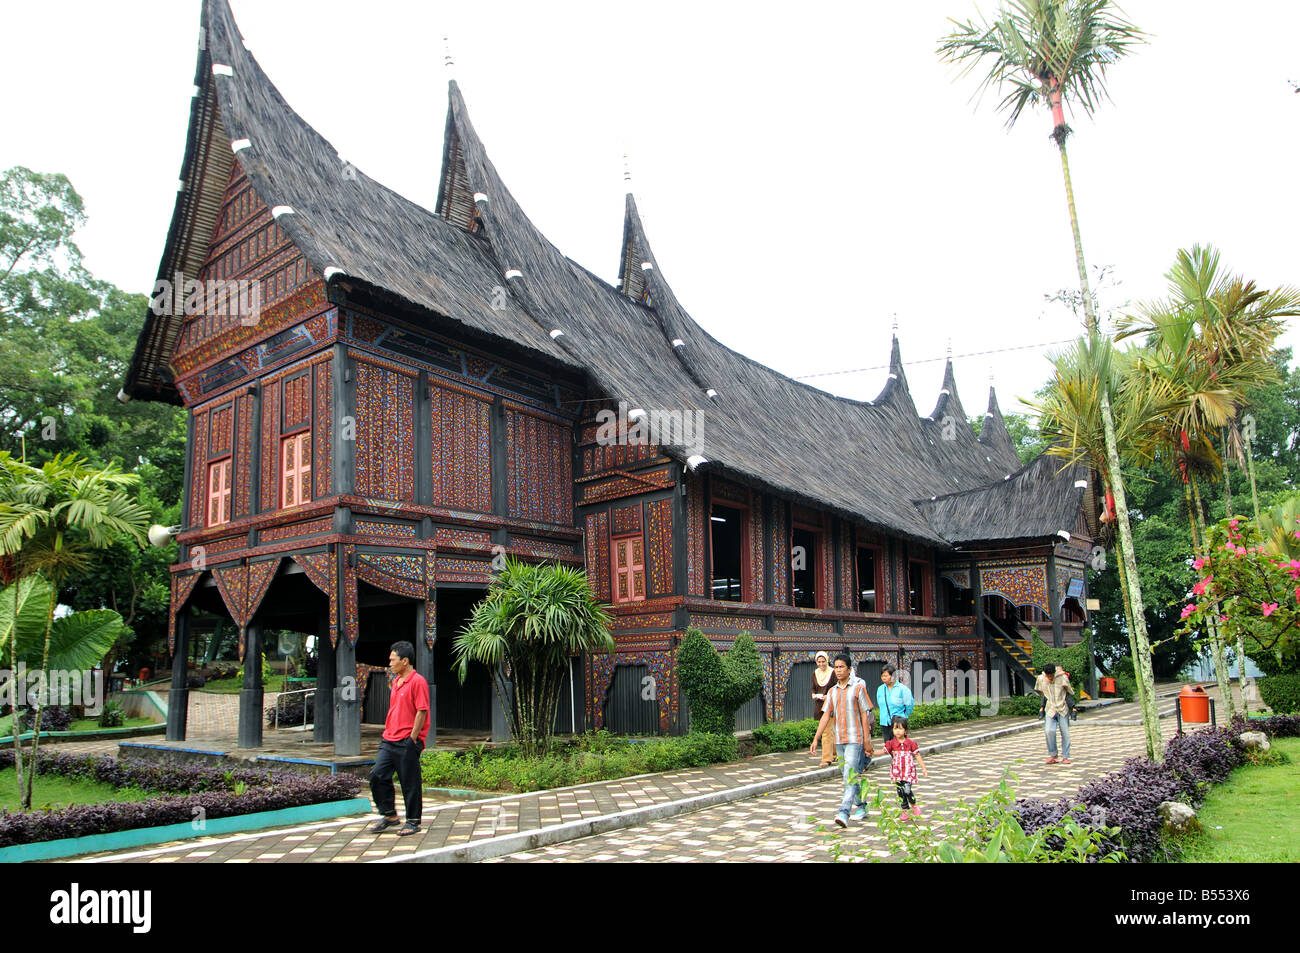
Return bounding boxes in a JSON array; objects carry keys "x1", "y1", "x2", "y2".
[
  {"x1": 610, "y1": 532, "x2": 647, "y2": 605},
  {"x1": 281, "y1": 430, "x2": 312, "y2": 509},
  {"x1": 206, "y1": 458, "x2": 232, "y2": 528},
  {"x1": 708, "y1": 500, "x2": 750, "y2": 604}
]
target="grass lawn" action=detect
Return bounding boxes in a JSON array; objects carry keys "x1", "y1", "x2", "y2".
[
  {"x1": 1176, "y1": 736, "x2": 1300, "y2": 863},
  {"x1": 67, "y1": 716, "x2": 156, "y2": 732},
  {"x1": 0, "y1": 768, "x2": 154, "y2": 814},
  {"x1": 199, "y1": 674, "x2": 286, "y2": 693},
  {"x1": 0, "y1": 714, "x2": 158, "y2": 736}
]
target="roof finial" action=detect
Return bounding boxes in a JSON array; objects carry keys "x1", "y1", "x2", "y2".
[
  {"x1": 890, "y1": 313, "x2": 899, "y2": 336},
  {"x1": 623, "y1": 153, "x2": 632, "y2": 187},
  {"x1": 443, "y1": 35, "x2": 455, "y2": 74},
  {"x1": 946, "y1": 338, "x2": 952, "y2": 360}
]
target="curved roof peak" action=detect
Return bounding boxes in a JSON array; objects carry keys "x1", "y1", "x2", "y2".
[
  {"x1": 928, "y1": 357, "x2": 969, "y2": 426},
  {"x1": 872, "y1": 335, "x2": 916, "y2": 414}
]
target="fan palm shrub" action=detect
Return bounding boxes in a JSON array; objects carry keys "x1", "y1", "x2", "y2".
[{"x1": 453, "y1": 559, "x2": 613, "y2": 757}]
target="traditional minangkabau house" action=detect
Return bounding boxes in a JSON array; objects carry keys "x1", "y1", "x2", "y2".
[{"x1": 123, "y1": 0, "x2": 1097, "y2": 756}]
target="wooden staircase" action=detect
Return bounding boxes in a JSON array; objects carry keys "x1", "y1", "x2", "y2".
[{"x1": 987, "y1": 623, "x2": 1091, "y2": 700}]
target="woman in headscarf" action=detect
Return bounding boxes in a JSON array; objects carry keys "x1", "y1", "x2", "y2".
[{"x1": 811, "y1": 651, "x2": 837, "y2": 766}]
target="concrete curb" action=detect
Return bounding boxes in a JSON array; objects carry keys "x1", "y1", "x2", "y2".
[{"x1": 384, "y1": 718, "x2": 1048, "y2": 864}]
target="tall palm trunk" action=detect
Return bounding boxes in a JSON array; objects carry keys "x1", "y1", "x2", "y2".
[
  {"x1": 23, "y1": 581, "x2": 59, "y2": 810},
  {"x1": 1057, "y1": 137, "x2": 1163, "y2": 761},
  {"x1": 1190, "y1": 477, "x2": 1237, "y2": 719},
  {"x1": 1220, "y1": 428, "x2": 1250, "y2": 713},
  {"x1": 7, "y1": 581, "x2": 24, "y2": 799},
  {"x1": 1114, "y1": 534, "x2": 1150, "y2": 716}
]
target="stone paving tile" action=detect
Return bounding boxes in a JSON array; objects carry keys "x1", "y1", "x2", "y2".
[{"x1": 490, "y1": 718, "x2": 1175, "y2": 863}]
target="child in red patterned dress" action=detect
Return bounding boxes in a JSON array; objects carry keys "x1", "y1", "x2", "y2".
[{"x1": 884, "y1": 716, "x2": 928, "y2": 822}]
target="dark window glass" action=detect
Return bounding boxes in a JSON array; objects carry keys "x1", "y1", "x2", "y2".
[
  {"x1": 909, "y1": 562, "x2": 926, "y2": 615},
  {"x1": 710, "y1": 504, "x2": 743, "y2": 602},
  {"x1": 792, "y1": 527, "x2": 818, "y2": 608},
  {"x1": 857, "y1": 548, "x2": 877, "y2": 613}
]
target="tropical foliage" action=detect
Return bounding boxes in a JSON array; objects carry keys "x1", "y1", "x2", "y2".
[
  {"x1": 0, "y1": 452, "x2": 150, "y2": 810},
  {"x1": 452, "y1": 559, "x2": 613, "y2": 757}
]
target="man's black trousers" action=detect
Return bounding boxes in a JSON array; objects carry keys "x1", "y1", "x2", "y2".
[{"x1": 370, "y1": 738, "x2": 423, "y2": 823}]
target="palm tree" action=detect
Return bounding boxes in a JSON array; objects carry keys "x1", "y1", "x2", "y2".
[
  {"x1": 1032, "y1": 336, "x2": 1164, "y2": 760},
  {"x1": 0, "y1": 452, "x2": 149, "y2": 809},
  {"x1": 1118, "y1": 245, "x2": 1300, "y2": 715},
  {"x1": 453, "y1": 559, "x2": 613, "y2": 757},
  {"x1": 938, "y1": 0, "x2": 1163, "y2": 757}
]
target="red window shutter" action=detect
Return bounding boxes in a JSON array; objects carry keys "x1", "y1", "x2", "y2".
[
  {"x1": 207, "y1": 460, "x2": 231, "y2": 527},
  {"x1": 281, "y1": 432, "x2": 312, "y2": 507},
  {"x1": 611, "y1": 536, "x2": 646, "y2": 604}
]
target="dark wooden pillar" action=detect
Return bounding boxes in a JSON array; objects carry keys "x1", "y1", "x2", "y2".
[
  {"x1": 333, "y1": 632, "x2": 360, "y2": 756},
  {"x1": 167, "y1": 608, "x2": 190, "y2": 741},
  {"x1": 237, "y1": 621, "x2": 264, "y2": 749},
  {"x1": 313, "y1": 608, "x2": 334, "y2": 743},
  {"x1": 972, "y1": 557, "x2": 990, "y2": 697},
  {"x1": 415, "y1": 370, "x2": 433, "y2": 506},
  {"x1": 332, "y1": 342, "x2": 355, "y2": 497},
  {"x1": 414, "y1": 599, "x2": 435, "y2": 748},
  {"x1": 1046, "y1": 554, "x2": 1064, "y2": 648},
  {"x1": 491, "y1": 398, "x2": 508, "y2": 516}
]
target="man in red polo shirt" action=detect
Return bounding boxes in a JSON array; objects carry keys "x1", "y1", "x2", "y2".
[{"x1": 368, "y1": 641, "x2": 430, "y2": 836}]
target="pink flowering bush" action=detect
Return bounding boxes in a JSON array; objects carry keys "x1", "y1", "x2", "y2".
[{"x1": 1178, "y1": 517, "x2": 1300, "y2": 674}]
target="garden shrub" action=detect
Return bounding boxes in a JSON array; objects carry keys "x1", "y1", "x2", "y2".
[
  {"x1": 752, "y1": 719, "x2": 818, "y2": 753},
  {"x1": 420, "y1": 731, "x2": 738, "y2": 793},
  {"x1": 1162, "y1": 727, "x2": 1245, "y2": 787},
  {"x1": 97, "y1": 701, "x2": 126, "y2": 728},
  {"x1": 907, "y1": 702, "x2": 981, "y2": 728},
  {"x1": 1113, "y1": 674, "x2": 1138, "y2": 702},
  {"x1": 993, "y1": 694, "x2": 1045, "y2": 717},
  {"x1": 1259, "y1": 674, "x2": 1300, "y2": 714},
  {"x1": 266, "y1": 692, "x2": 314, "y2": 727},
  {"x1": 17, "y1": 706, "x2": 73, "y2": 733},
  {"x1": 0, "y1": 750, "x2": 361, "y2": 848},
  {"x1": 1233, "y1": 712, "x2": 1300, "y2": 737},
  {"x1": 1071, "y1": 757, "x2": 1193, "y2": 862},
  {"x1": 677, "y1": 629, "x2": 764, "y2": 734}
]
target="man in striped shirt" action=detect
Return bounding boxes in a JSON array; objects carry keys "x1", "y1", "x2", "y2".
[{"x1": 809, "y1": 653, "x2": 876, "y2": 827}]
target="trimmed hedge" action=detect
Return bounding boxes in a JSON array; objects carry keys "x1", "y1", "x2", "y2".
[
  {"x1": 678, "y1": 629, "x2": 764, "y2": 734},
  {"x1": 420, "y1": 731, "x2": 739, "y2": 793},
  {"x1": 752, "y1": 719, "x2": 818, "y2": 753},
  {"x1": 1259, "y1": 674, "x2": 1300, "y2": 714},
  {"x1": 0, "y1": 750, "x2": 362, "y2": 848},
  {"x1": 1031, "y1": 633, "x2": 1090, "y2": 688},
  {"x1": 989, "y1": 694, "x2": 1043, "y2": 717}
]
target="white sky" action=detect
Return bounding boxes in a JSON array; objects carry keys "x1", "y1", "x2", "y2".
[{"x1": 3, "y1": 0, "x2": 1298, "y2": 416}]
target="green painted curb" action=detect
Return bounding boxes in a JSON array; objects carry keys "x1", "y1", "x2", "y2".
[
  {"x1": 0, "y1": 723, "x2": 166, "y2": 747},
  {"x1": 0, "y1": 797, "x2": 371, "y2": 863}
]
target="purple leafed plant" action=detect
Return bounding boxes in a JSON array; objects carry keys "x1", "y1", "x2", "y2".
[{"x1": 0, "y1": 751, "x2": 362, "y2": 848}]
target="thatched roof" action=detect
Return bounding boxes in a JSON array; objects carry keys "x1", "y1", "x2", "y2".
[
  {"x1": 915, "y1": 455, "x2": 1087, "y2": 546},
  {"x1": 124, "y1": 0, "x2": 1084, "y2": 549}
]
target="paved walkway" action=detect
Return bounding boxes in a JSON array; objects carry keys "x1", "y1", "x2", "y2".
[
  {"x1": 71, "y1": 708, "x2": 1116, "y2": 864},
  {"x1": 493, "y1": 715, "x2": 1172, "y2": 862},
  {"x1": 49, "y1": 692, "x2": 256, "y2": 758}
]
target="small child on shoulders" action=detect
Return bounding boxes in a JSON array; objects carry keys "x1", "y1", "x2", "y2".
[{"x1": 884, "y1": 716, "x2": 928, "y2": 822}]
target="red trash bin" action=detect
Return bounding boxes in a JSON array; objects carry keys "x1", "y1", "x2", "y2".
[
  {"x1": 1179, "y1": 684, "x2": 1211, "y2": 723},
  {"x1": 1099, "y1": 677, "x2": 1116, "y2": 696}
]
